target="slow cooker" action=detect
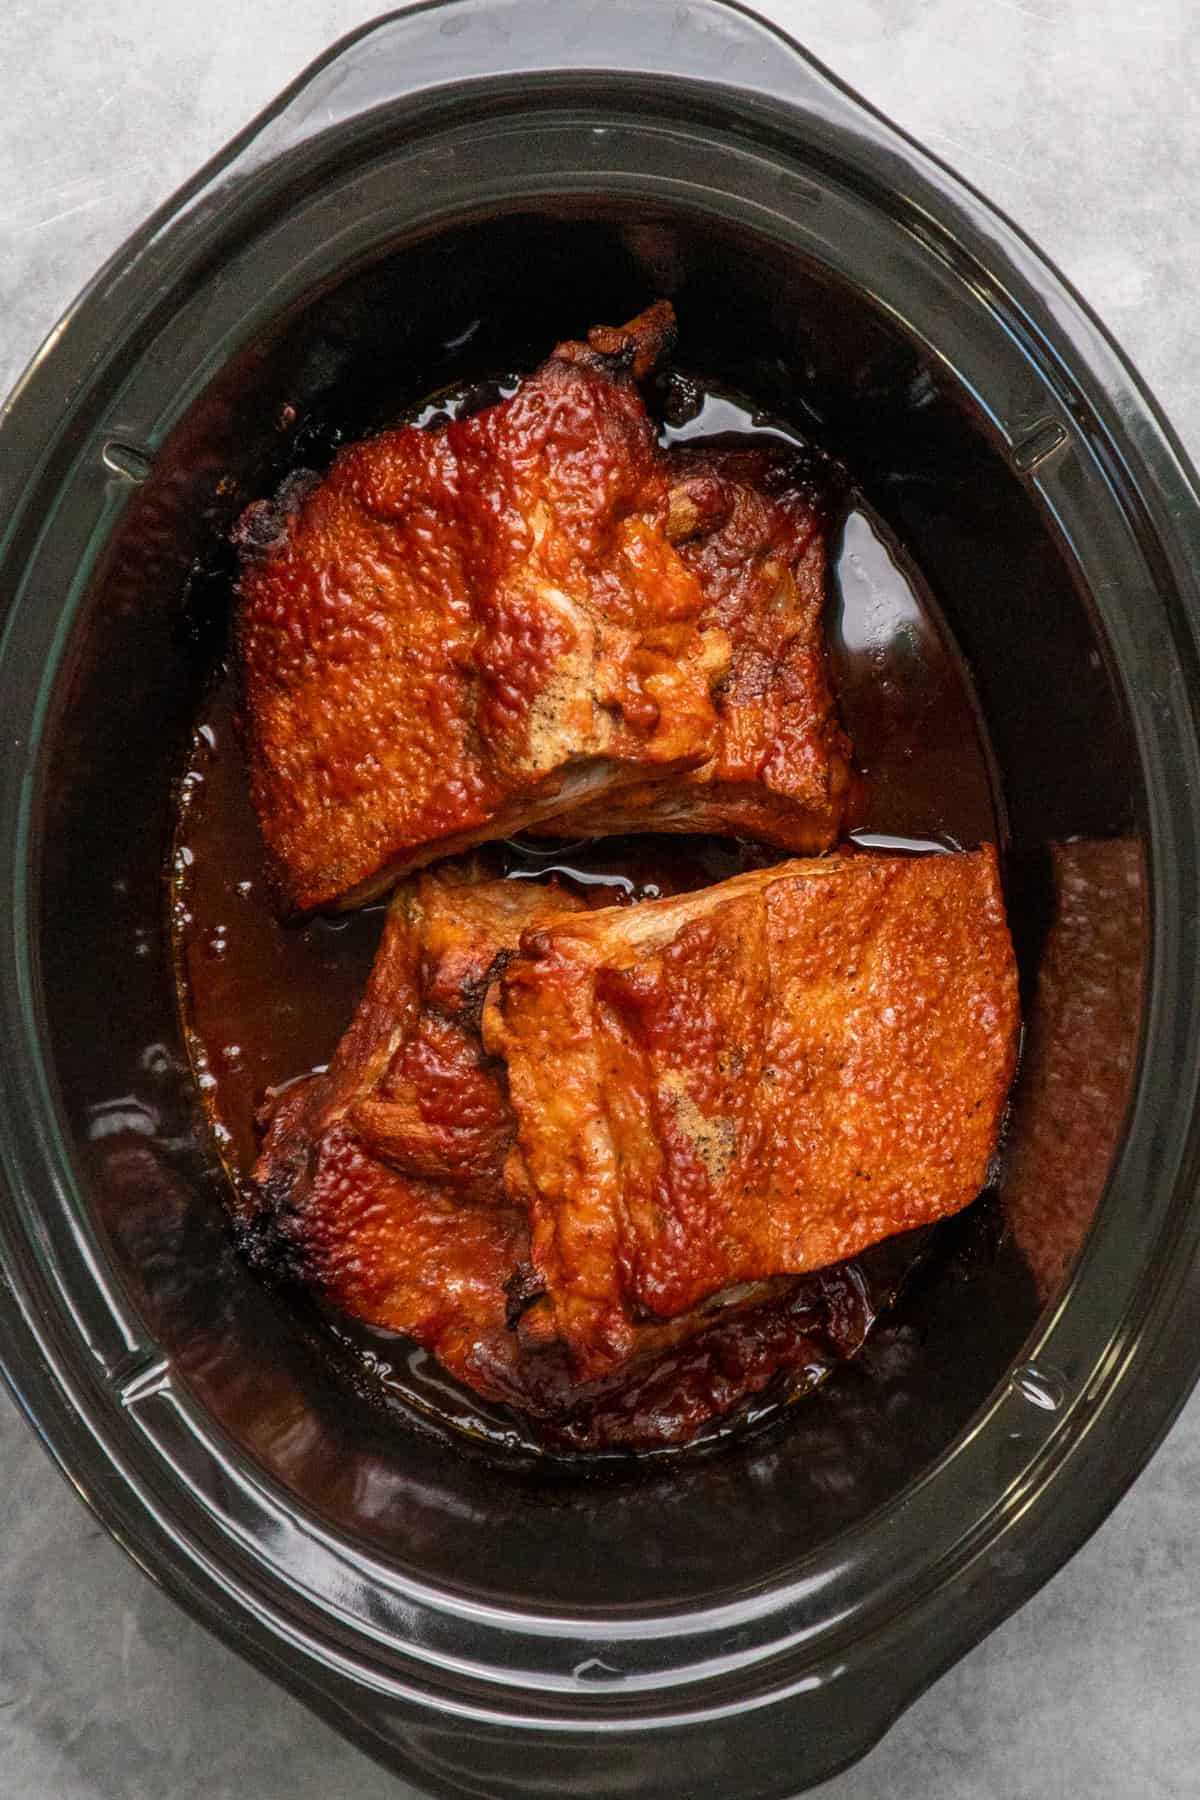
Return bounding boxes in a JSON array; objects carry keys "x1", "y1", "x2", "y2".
[{"x1": 2, "y1": 3, "x2": 1199, "y2": 1795}]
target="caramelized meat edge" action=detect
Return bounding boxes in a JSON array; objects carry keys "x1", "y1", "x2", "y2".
[{"x1": 249, "y1": 865, "x2": 580, "y2": 1407}]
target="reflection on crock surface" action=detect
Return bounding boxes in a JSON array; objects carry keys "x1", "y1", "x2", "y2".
[
  {"x1": 91, "y1": 1123, "x2": 1037, "y2": 1602},
  {"x1": 1005, "y1": 839, "x2": 1145, "y2": 1298}
]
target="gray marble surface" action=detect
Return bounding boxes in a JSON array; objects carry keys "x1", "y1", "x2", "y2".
[{"x1": 2, "y1": 2, "x2": 1198, "y2": 1794}]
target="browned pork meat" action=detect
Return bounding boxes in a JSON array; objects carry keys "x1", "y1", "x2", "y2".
[
  {"x1": 485, "y1": 848, "x2": 1018, "y2": 1380},
  {"x1": 236, "y1": 303, "x2": 728, "y2": 913},
  {"x1": 251, "y1": 852, "x2": 1017, "y2": 1438}
]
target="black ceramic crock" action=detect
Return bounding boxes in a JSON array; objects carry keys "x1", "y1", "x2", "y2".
[{"x1": 3, "y1": 3, "x2": 1200, "y2": 1795}]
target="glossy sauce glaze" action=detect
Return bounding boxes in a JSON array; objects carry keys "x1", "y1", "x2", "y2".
[{"x1": 174, "y1": 375, "x2": 1012, "y2": 1460}]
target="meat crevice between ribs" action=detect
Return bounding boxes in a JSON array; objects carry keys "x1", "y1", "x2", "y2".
[{"x1": 250, "y1": 851, "x2": 1018, "y2": 1438}]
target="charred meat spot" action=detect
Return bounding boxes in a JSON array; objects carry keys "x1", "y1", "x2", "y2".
[{"x1": 503, "y1": 1260, "x2": 547, "y2": 1328}]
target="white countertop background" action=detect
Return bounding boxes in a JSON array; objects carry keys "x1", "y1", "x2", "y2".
[{"x1": 2, "y1": 3, "x2": 1198, "y2": 1795}]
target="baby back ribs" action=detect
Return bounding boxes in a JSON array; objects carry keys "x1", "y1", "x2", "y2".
[
  {"x1": 236, "y1": 303, "x2": 729, "y2": 913},
  {"x1": 485, "y1": 848, "x2": 1019, "y2": 1380},
  {"x1": 250, "y1": 859, "x2": 924, "y2": 1443},
  {"x1": 250, "y1": 851, "x2": 1016, "y2": 1434},
  {"x1": 535, "y1": 441, "x2": 852, "y2": 851}
]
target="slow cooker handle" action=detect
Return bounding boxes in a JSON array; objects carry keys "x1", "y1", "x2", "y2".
[{"x1": 229, "y1": 0, "x2": 876, "y2": 168}]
